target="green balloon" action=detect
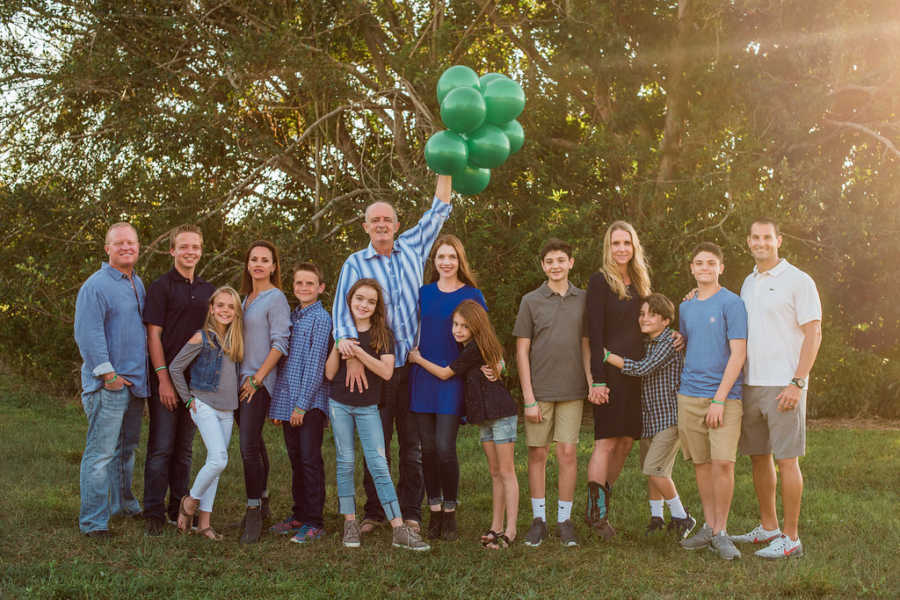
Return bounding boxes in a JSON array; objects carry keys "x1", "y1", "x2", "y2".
[
  {"x1": 498, "y1": 119, "x2": 525, "y2": 154},
  {"x1": 466, "y1": 124, "x2": 510, "y2": 169},
  {"x1": 451, "y1": 165, "x2": 491, "y2": 195},
  {"x1": 436, "y1": 65, "x2": 480, "y2": 104},
  {"x1": 479, "y1": 72, "x2": 508, "y2": 92},
  {"x1": 440, "y1": 87, "x2": 486, "y2": 134},
  {"x1": 483, "y1": 78, "x2": 525, "y2": 125},
  {"x1": 424, "y1": 130, "x2": 468, "y2": 175}
]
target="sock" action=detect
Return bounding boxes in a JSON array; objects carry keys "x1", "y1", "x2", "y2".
[
  {"x1": 665, "y1": 495, "x2": 687, "y2": 519},
  {"x1": 557, "y1": 500, "x2": 573, "y2": 523},
  {"x1": 649, "y1": 499, "x2": 664, "y2": 519},
  {"x1": 531, "y1": 498, "x2": 546, "y2": 522},
  {"x1": 247, "y1": 498, "x2": 261, "y2": 508}
]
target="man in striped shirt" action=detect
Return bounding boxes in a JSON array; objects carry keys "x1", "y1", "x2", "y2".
[{"x1": 333, "y1": 175, "x2": 452, "y2": 532}]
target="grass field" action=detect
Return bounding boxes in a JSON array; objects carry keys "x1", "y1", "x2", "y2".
[{"x1": 1, "y1": 372, "x2": 898, "y2": 599}]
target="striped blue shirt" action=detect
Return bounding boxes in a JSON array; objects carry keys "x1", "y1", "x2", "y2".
[{"x1": 333, "y1": 196, "x2": 451, "y2": 367}]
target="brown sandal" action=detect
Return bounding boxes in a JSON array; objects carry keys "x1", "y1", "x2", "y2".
[
  {"x1": 177, "y1": 495, "x2": 196, "y2": 533},
  {"x1": 196, "y1": 526, "x2": 223, "y2": 541}
]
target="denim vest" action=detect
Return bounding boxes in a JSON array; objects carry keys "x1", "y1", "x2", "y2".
[{"x1": 189, "y1": 330, "x2": 224, "y2": 392}]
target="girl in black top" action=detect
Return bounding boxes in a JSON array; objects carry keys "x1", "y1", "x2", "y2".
[{"x1": 408, "y1": 299, "x2": 518, "y2": 549}]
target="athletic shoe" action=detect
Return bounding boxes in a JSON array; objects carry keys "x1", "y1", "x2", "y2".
[
  {"x1": 709, "y1": 531, "x2": 742, "y2": 560},
  {"x1": 392, "y1": 524, "x2": 431, "y2": 551},
  {"x1": 524, "y1": 518, "x2": 548, "y2": 547},
  {"x1": 755, "y1": 534, "x2": 804, "y2": 560},
  {"x1": 557, "y1": 519, "x2": 578, "y2": 547},
  {"x1": 730, "y1": 524, "x2": 781, "y2": 544},
  {"x1": 668, "y1": 511, "x2": 697, "y2": 540},
  {"x1": 645, "y1": 516, "x2": 666, "y2": 536},
  {"x1": 342, "y1": 520, "x2": 361, "y2": 548},
  {"x1": 681, "y1": 524, "x2": 713, "y2": 550},
  {"x1": 270, "y1": 517, "x2": 306, "y2": 536},
  {"x1": 290, "y1": 526, "x2": 325, "y2": 544}
]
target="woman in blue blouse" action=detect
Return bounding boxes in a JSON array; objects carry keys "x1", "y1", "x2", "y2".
[
  {"x1": 410, "y1": 234, "x2": 486, "y2": 541},
  {"x1": 237, "y1": 240, "x2": 291, "y2": 544}
]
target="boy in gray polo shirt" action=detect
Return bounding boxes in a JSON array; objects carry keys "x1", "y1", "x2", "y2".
[{"x1": 514, "y1": 239, "x2": 592, "y2": 547}]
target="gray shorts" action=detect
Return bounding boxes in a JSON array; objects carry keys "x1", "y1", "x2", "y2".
[
  {"x1": 479, "y1": 414, "x2": 517, "y2": 445},
  {"x1": 740, "y1": 385, "x2": 806, "y2": 459}
]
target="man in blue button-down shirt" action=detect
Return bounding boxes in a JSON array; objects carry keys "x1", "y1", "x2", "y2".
[
  {"x1": 333, "y1": 175, "x2": 452, "y2": 531},
  {"x1": 74, "y1": 222, "x2": 149, "y2": 536}
]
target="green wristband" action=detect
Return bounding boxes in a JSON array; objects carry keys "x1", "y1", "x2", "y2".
[
  {"x1": 249, "y1": 376, "x2": 260, "y2": 390},
  {"x1": 292, "y1": 407, "x2": 306, "y2": 415},
  {"x1": 186, "y1": 396, "x2": 194, "y2": 409},
  {"x1": 591, "y1": 382, "x2": 607, "y2": 388},
  {"x1": 710, "y1": 399, "x2": 725, "y2": 405},
  {"x1": 154, "y1": 365, "x2": 168, "y2": 373},
  {"x1": 603, "y1": 350, "x2": 611, "y2": 363},
  {"x1": 523, "y1": 401, "x2": 538, "y2": 408},
  {"x1": 105, "y1": 374, "x2": 118, "y2": 384}
]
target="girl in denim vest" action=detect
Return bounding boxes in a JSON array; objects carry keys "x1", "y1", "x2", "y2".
[{"x1": 169, "y1": 286, "x2": 244, "y2": 540}]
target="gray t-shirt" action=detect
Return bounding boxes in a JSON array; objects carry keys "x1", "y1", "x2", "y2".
[
  {"x1": 512, "y1": 281, "x2": 589, "y2": 402},
  {"x1": 169, "y1": 339, "x2": 239, "y2": 411}
]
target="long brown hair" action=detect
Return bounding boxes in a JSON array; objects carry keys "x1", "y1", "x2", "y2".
[
  {"x1": 425, "y1": 234, "x2": 478, "y2": 287},
  {"x1": 346, "y1": 278, "x2": 392, "y2": 355},
  {"x1": 600, "y1": 221, "x2": 652, "y2": 300},
  {"x1": 204, "y1": 286, "x2": 244, "y2": 363},
  {"x1": 240, "y1": 240, "x2": 281, "y2": 295},
  {"x1": 453, "y1": 300, "x2": 503, "y2": 370}
]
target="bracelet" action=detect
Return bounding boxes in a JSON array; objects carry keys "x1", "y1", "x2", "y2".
[
  {"x1": 186, "y1": 396, "x2": 194, "y2": 408},
  {"x1": 710, "y1": 399, "x2": 725, "y2": 405},
  {"x1": 154, "y1": 365, "x2": 167, "y2": 373},
  {"x1": 591, "y1": 382, "x2": 607, "y2": 388},
  {"x1": 249, "y1": 376, "x2": 260, "y2": 390},
  {"x1": 292, "y1": 407, "x2": 306, "y2": 415},
  {"x1": 105, "y1": 374, "x2": 118, "y2": 385},
  {"x1": 603, "y1": 350, "x2": 611, "y2": 363},
  {"x1": 523, "y1": 401, "x2": 538, "y2": 408}
]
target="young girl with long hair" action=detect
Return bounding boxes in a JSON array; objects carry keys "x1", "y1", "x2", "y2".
[
  {"x1": 237, "y1": 240, "x2": 291, "y2": 544},
  {"x1": 410, "y1": 234, "x2": 487, "y2": 540},
  {"x1": 169, "y1": 286, "x2": 244, "y2": 540},
  {"x1": 409, "y1": 299, "x2": 519, "y2": 549},
  {"x1": 326, "y1": 278, "x2": 430, "y2": 551}
]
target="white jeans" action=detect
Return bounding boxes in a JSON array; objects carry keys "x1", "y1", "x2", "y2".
[{"x1": 188, "y1": 399, "x2": 234, "y2": 512}]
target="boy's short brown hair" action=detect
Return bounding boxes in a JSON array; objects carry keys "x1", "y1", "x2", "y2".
[
  {"x1": 169, "y1": 224, "x2": 203, "y2": 249},
  {"x1": 642, "y1": 293, "x2": 675, "y2": 323},
  {"x1": 690, "y1": 241, "x2": 724, "y2": 262},
  {"x1": 292, "y1": 261, "x2": 324, "y2": 284},
  {"x1": 539, "y1": 238, "x2": 572, "y2": 262}
]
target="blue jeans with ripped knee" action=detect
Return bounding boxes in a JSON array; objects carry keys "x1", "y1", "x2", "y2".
[{"x1": 329, "y1": 399, "x2": 401, "y2": 520}]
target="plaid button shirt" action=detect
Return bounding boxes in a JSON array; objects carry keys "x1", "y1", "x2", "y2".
[{"x1": 621, "y1": 327, "x2": 683, "y2": 438}]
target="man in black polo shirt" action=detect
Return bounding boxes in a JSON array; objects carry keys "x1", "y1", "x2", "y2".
[{"x1": 142, "y1": 225, "x2": 217, "y2": 535}]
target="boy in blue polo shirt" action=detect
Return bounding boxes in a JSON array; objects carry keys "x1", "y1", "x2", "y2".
[{"x1": 677, "y1": 242, "x2": 747, "y2": 560}]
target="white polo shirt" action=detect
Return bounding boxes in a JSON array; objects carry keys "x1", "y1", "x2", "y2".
[{"x1": 740, "y1": 259, "x2": 822, "y2": 386}]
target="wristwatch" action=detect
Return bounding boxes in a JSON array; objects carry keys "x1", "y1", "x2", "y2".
[{"x1": 790, "y1": 377, "x2": 806, "y2": 389}]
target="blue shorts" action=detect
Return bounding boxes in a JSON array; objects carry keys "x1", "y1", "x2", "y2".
[{"x1": 479, "y1": 414, "x2": 517, "y2": 445}]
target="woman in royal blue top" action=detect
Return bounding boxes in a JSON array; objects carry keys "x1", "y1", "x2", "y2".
[{"x1": 409, "y1": 234, "x2": 486, "y2": 541}]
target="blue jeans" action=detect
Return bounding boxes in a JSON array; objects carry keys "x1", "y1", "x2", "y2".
[
  {"x1": 142, "y1": 393, "x2": 195, "y2": 522},
  {"x1": 79, "y1": 386, "x2": 143, "y2": 533},
  {"x1": 329, "y1": 399, "x2": 401, "y2": 521}
]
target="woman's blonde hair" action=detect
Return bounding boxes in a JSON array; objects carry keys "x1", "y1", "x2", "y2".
[
  {"x1": 204, "y1": 286, "x2": 244, "y2": 363},
  {"x1": 601, "y1": 220, "x2": 652, "y2": 300},
  {"x1": 425, "y1": 233, "x2": 478, "y2": 288},
  {"x1": 452, "y1": 300, "x2": 503, "y2": 370}
]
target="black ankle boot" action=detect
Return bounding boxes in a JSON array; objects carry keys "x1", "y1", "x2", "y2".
[
  {"x1": 441, "y1": 510, "x2": 458, "y2": 541},
  {"x1": 427, "y1": 510, "x2": 443, "y2": 539},
  {"x1": 240, "y1": 507, "x2": 262, "y2": 544}
]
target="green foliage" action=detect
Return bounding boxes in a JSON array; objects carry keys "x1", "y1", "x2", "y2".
[{"x1": 2, "y1": 1, "x2": 898, "y2": 415}]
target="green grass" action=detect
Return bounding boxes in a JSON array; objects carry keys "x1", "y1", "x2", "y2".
[{"x1": 1, "y1": 372, "x2": 898, "y2": 599}]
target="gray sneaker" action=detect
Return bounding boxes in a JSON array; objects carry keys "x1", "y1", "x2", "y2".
[
  {"x1": 392, "y1": 524, "x2": 431, "y2": 551},
  {"x1": 556, "y1": 519, "x2": 578, "y2": 547},
  {"x1": 342, "y1": 519, "x2": 361, "y2": 548},
  {"x1": 681, "y1": 524, "x2": 713, "y2": 550},
  {"x1": 709, "y1": 531, "x2": 742, "y2": 560},
  {"x1": 523, "y1": 518, "x2": 547, "y2": 547}
]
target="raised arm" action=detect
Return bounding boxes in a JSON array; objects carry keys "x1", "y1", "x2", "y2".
[
  {"x1": 408, "y1": 347, "x2": 454, "y2": 380},
  {"x1": 620, "y1": 339, "x2": 678, "y2": 377}
]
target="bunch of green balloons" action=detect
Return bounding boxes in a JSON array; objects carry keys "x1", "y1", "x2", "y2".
[{"x1": 424, "y1": 65, "x2": 525, "y2": 195}]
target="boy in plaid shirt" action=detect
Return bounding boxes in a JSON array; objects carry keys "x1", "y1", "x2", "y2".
[{"x1": 604, "y1": 293, "x2": 696, "y2": 538}]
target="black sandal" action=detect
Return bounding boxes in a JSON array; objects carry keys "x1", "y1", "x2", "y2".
[
  {"x1": 485, "y1": 534, "x2": 512, "y2": 549},
  {"x1": 480, "y1": 530, "x2": 500, "y2": 547}
]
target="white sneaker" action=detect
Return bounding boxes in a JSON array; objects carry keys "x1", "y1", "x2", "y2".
[
  {"x1": 755, "y1": 534, "x2": 804, "y2": 559},
  {"x1": 730, "y1": 524, "x2": 781, "y2": 544}
]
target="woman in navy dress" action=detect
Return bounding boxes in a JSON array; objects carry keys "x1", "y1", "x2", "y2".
[{"x1": 410, "y1": 234, "x2": 486, "y2": 541}]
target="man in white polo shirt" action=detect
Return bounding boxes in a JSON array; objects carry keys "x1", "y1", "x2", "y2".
[{"x1": 731, "y1": 218, "x2": 822, "y2": 559}]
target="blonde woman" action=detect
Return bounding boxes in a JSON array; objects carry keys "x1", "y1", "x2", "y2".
[
  {"x1": 169, "y1": 286, "x2": 244, "y2": 540},
  {"x1": 585, "y1": 221, "x2": 653, "y2": 539}
]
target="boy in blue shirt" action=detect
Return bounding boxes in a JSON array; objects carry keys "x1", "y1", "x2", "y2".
[{"x1": 677, "y1": 242, "x2": 747, "y2": 560}]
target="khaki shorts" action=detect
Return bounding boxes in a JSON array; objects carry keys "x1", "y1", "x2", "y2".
[
  {"x1": 639, "y1": 426, "x2": 680, "y2": 478},
  {"x1": 740, "y1": 385, "x2": 806, "y2": 459},
  {"x1": 524, "y1": 398, "x2": 584, "y2": 447},
  {"x1": 677, "y1": 394, "x2": 743, "y2": 464}
]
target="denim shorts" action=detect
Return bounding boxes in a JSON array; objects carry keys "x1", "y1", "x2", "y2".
[{"x1": 479, "y1": 414, "x2": 517, "y2": 444}]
